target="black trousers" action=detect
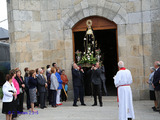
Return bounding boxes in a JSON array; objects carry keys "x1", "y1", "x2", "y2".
[
  {"x1": 39, "y1": 92, "x2": 46, "y2": 108},
  {"x1": 73, "y1": 86, "x2": 84, "y2": 105},
  {"x1": 17, "y1": 93, "x2": 24, "y2": 112},
  {"x1": 12, "y1": 99, "x2": 17, "y2": 118},
  {"x1": 93, "y1": 84, "x2": 102, "y2": 105},
  {"x1": 61, "y1": 89, "x2": 67, "y2": 102},
  {"x1": 48, "y1": 86, "x2": 53, "y2": 104},
  {"x1": 25, "y1": 89, "x2": 31, "y2": 109},
  {"x1": 51, "y1": 90, "x2": 57, "y2": 106}
]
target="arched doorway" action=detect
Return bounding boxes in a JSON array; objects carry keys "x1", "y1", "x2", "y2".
[{"x1": 72, "y1": 16, "x2": 118, "y2": 96}]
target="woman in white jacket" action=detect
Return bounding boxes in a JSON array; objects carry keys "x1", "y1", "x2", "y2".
[{"x1": 2, "y1": 74, "x2": 17, "y2": 120}]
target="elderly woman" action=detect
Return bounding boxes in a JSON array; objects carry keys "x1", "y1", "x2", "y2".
[
  {"x1": 147, "y1": 67, "x2": 157, "y2": 110},
  {"x1": 28, "y1": 70, "x2": 38, "y2": 112},
  {"x1": 61, "y1": 69, "x2": 69, "y2": 102},
  {"x1": 2, "y1": 74, "x2": 17, "y2": 120},
  {"x1": 15, "y1": 70, "x2": 25, "y2": 112},
  {"x1": 50, "y1": 67, "x2": 59, "y2": 107}
]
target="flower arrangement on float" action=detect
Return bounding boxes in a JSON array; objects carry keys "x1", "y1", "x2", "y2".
[{"x1": 76, "y1": 46, "x2": 99, "y2": 66}]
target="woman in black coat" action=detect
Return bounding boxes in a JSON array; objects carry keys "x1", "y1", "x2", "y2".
[{"x1": 15, "y1": 70, "x2": 25, "y2": 112}]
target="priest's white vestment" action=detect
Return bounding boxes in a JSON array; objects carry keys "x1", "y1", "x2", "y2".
[{"x1": 114, "y1": 69, "x2": 135, "y2": 120}]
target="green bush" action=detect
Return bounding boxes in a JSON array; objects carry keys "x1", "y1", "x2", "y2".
[{"x1": 0, "y1": 86, "x2": 3, "y2": 99}]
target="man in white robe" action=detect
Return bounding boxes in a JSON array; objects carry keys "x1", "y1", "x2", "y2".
[{"x1": 114, "y1": 61, "x2": 135, "y2": 120}]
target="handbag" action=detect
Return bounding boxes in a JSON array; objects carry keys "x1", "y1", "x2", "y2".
[{"x1": 64, "y1": 84, "x2": 68, "y2": 91}]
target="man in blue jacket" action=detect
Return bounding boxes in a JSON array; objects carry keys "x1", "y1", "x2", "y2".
[
  {"x1": 153, "y1": 61, "x2": 160, "y2": 112},
  {"x1": 72, "y1": 63, "x2": 86, "y2": 107}
]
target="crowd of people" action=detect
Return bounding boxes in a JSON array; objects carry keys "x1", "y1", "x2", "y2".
[
  {"x1": 1, "y1": 63, "x2": 69, "y2": 120},
  {"x1": 2, "y1": 60, "x2": 160, "y2": 120},
  {"x1": 147, "y1": 61, "x2": 160, "y2": 113},
  {"x1": 1, "y1": 61, "x2": 108, "y2": 120}
]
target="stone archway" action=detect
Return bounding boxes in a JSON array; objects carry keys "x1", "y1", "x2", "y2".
[
  {"x1": 61, "y1": 1, "x2": 128, "y2": 28},
  {"x1": 59, "y1": 0, "x2": 128, "y2": 97},
  {"x1": 72, "y1": 16, "x2": 118, "y2": 60},
  {"x1": 61, "y1": 0, "x2": 128, "y2": 64}
]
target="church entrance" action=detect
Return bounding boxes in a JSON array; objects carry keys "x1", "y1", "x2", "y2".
[{"x1": 72, "y1": 16, "x2": 118, "y2": 96}]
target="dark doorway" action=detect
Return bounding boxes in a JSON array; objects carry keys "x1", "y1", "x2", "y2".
[{"x1": 74, "y1": 29, "x2": 118, "y2": 96}]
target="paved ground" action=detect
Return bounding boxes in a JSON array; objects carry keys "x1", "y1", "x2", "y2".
[{"x1": 0, "y1": 97, "x2": 160, "y2": 120}]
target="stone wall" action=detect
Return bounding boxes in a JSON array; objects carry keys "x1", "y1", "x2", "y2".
[
  {"x1": 7, "y1": 0, "x2": 160, "y2": 100},
  {"x1": 150, "y1": 1, "x2": 160, "y2": 62}
]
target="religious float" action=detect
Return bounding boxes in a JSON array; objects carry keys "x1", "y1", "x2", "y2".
[{"x1": 75, "y1": 19, "x2": 102, "y2": 67}]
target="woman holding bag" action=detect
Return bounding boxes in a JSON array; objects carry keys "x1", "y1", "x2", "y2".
[{"x1": 2, "y1": 74, "x2": 17, "y2": 120}]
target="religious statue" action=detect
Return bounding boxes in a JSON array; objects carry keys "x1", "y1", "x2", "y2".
[{"x1": 76, "y1": 19, "x2": 101, "y2": 67}]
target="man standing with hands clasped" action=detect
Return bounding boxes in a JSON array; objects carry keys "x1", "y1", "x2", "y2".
[
  {"x1": 91, "y1": 62, "x2": 103, "y2": 107},
  {"x1": 37, "y1": 68, "x2": 48, "y2": 109},
  {"x1": 72, "y1": 63, "x2": 86, "y2": 107}
]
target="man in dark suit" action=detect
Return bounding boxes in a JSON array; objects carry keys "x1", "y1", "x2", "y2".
[
  {"x1": 37, "y1": 68, "x2": 47, "y2": 109},
  {"x1": 91, "y1": 62, "x2": 103, "y2": 107},
  {"x1": 153, "y1": 61, "x2": 160, "y2": 112},
  {"x1": 100, "y1": 65, "x2": 107, "y2": 96},
  {"x1": 72, "y1": 63, "x2": 86, "y2": 107}
]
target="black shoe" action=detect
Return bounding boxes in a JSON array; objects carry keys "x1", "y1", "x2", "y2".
[
  {"x1": 152, "y1": 106, "x2": 156, "y2": 109},
  {"x1": 40, "y1": 107, "x2": 44, "y2": 109},
  {"x1": 52, "y1": 105, "x2": 57, "y2": 108},
  {"x1": 100, "y1": 104, "x2": 103, "y2": 107},
  {"x1": 44, "y1": 106, "x2": 47, "y2": 108},
  {"x1": 153, "y1": 109, "x2": 160, "y2": 112},
  {"x1": 73, "y1": 104, "x2": 78, "y2": 107},
  {"x1": 92, "y1": 104, "x2": 97, "y2": 106},
  {"x1": 81, "y1": 104, "x2": 86, "y2": 106},
  {"x1": 152, "y1": 107, "x2": 156, "y2": 111}
]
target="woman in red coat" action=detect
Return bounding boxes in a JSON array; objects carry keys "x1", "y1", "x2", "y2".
[{"x1": 60, "y1": 70, "x2": 68, "y2": 102}]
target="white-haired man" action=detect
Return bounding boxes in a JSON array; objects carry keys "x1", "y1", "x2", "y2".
[
  {"x1": 72, "y1": 63, "x2": 86, "y2": 107},
  {"x1": 37, "y1": 68, "x2": 48, "y2": 109},
  {"x1": 114, "y1": 61, "x2": 135, "y2": 120},
  {"x1": 152, "y1": 61, "x2": 160, "y2": 112}
]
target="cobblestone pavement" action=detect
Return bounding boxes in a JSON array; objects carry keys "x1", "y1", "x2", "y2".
[{"x1": 0, "y1": 97, "x2": 160, "y2": 120}]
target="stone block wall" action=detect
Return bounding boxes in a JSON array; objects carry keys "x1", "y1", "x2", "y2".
[
  {"x1": 150, "y1": 0, "x2": 160, "y2": 62},
  {"x1": 7, "y1": 0, "x2": 160, "y2": 100}
]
